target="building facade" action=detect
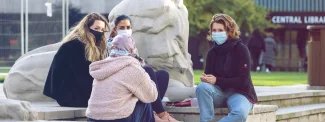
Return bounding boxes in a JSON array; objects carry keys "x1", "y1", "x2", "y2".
[
  {"x1": 0, "y1": 0, "x2": 121, "y2": 67},
  {"x1": 256, "y1": 0, "x2": 325, "y2": 71}
]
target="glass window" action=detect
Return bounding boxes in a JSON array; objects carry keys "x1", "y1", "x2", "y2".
[{"x1": 0, "y1": 0, "x2": 22, "y2": 67}]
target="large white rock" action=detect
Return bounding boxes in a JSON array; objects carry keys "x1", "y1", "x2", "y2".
[
  {"x1": 108, "y1": 0, "x2": 195, "y2": 101},
  {"x1": 3, "y1": 42, "x2": 62, "y2": 101},
  {"x1": 4, "y1": 0, "x2": 195, "y2": 102},
  {"x1": 0, "y1": 99, "x2": 36, "y2": 121}
]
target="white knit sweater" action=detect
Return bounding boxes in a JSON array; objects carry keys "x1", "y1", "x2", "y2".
[{"x1": 86, "y1": 56, "x2": 158, "y2": 120}]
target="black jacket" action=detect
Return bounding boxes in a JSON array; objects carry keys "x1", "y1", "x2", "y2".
[
  {"x1": 205, "y1": 39, "x2": 258, "y2": 103},
  {"x1": 44, "y1": 39, "x2": 93, "y2": 107}
]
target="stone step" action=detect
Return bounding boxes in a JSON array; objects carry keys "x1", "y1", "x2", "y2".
[
  {"x1": 29, "y1": 101, "x2": 278, "y2": 122},
  {"x1": 4, "y1": 84, "x2": 325, "y2": 121},
  {"x1": 165, "y1": 104, "x2": 278, "y2": 122},
  {"x1": 276, "y1": 103, "x2": 325, "y2": 122},
  {"x1": 257, "y1": 87, "x2": 325, "y2": 108},
  {"x1": 31, "y1": 102, "x2": 86, "y2": 121}
]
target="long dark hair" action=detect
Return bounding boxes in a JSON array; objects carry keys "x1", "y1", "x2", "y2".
[
  {"x1": 110, "y1": 15, "x2": 132, "y2": 38},
  {"x1": 114, "y1": 15, "x2": 132, "y2": 26}
]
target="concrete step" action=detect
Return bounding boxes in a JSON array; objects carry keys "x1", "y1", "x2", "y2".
[
  {"x1": 29, "y1": 101, "x2": 278, "y2": 122},
  {"x1": 256, "y1": 86, "x2": 325, "y2": 108},
  {"x1": 165, "y1": 104, "x2": 278, "y2": 122},
  {"x1": 276, "y1": 103, "x2": 325, "y2": 122},
  {"x1": 31, "y1": 102, "x2": 86, "y2": 120},
  {"x1": 3, "y1": 84, "x2": 325, "y2": 121},
  {"x1": 164, "y1": 89, "x2": 325, "y2": 122}
]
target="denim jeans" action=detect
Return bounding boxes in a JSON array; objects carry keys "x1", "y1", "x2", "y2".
[
  {"x1": 196, "y1": 82, "x2": 253, "y2": 122},
  {"x1": 143, "y1": 66, "x2": 169, "y2": 113},
  {"x1": 87, "y1": 101, "x2": 154, "y2": 122}
]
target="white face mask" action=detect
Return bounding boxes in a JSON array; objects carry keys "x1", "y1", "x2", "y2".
[
  {"x1": 109, "y1": 49, "x2": 130, "y2": 57},
  {"x1": 117, "y1": 29, "x2": 132, "y2": 36}
]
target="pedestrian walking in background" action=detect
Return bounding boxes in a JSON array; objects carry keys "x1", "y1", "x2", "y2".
[
  {"x1": 248, "y1": 29, "x2": 265, "y2": 71},
  {"x1": 261, "y1": 32, "x2": 277, "y2": 72}
]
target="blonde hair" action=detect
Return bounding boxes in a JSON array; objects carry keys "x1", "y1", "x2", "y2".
[
  {"x1": 210, "y1": 13, "x2": 240, "y2": 39},
  {"x1": 62, "y1": 13, "x2": 109, "y2": 62}
]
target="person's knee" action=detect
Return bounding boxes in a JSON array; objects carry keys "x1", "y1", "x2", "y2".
[
  {"x1": 196, "y1": 82, "x2": 216, "y2": 94},
  {"x1": 156, "y1": 70, "x2": 168, "y2": 76},
  {"x1": 156, "y1": 70, "x2": 169, "y2": 81},
  {"x1": 143, "y1": 66, "x2": 155, "y2": 74}
]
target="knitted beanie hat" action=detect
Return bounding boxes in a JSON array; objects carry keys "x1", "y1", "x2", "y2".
[{"x1": 109, "y1": 34, "x2": 136, "y2": 57}]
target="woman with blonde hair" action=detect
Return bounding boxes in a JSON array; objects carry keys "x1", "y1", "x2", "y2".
[
  {"x1": 43, "y1": 12, "x2": 109, "y2": 107},
  {"x1": 196, "y1": 13, "x2": 257, "y2": 122}
]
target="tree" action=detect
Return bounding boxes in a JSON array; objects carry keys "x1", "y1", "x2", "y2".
[{"x1": 184, "y1": 0, "x2": 273, "y2": 38}]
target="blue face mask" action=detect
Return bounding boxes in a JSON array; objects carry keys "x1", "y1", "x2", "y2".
[{"x1": 211, "y1": 32, "x2": 227, "y2": 45}]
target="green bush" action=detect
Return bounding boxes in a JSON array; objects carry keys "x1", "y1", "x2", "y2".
[
  {"x1": 0, "y1": 67, "x2": 9, "y2": 83},
  {"x1": 0, "y1": 73, "x2": 7, "y2": 83}
]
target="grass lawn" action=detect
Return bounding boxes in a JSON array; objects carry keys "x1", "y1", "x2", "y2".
[
  {"x1": 0, "y1": 67, "x2": 10, "y2": 73},
  {"x1": 0, "y1": 68, "x2": 308, "y2": 86},
  {"x1": 0, "y1": 74, "x2": 5, "y2": 83},
  {"x1": 194, "y1": 70, "x2": 307, "y2": 86},
  {"x1": 0, "y1": 67, "x2": 10, "y2": 83}
]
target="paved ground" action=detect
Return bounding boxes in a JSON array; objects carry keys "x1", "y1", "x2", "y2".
[{"x1": 256, "y1": 85, "x2": 313, "y2": 95}]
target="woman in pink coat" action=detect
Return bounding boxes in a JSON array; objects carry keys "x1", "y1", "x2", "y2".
[{"x1": 86, "y1": 34, "x2": 157, "y2": 122}]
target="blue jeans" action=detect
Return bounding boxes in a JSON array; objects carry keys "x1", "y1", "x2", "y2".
[
  {"x1": 196, "y1": 82, "x2": 252, "y2": 122},
  {"x1": 87, "y1": 101, "x2": 154, "y2": 122},
  {"x1": 143, "y1": 66, "x2": 169, "y2": 113}
]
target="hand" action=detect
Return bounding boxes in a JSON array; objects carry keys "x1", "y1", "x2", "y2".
[
  {"x1": 200, "y1": 73, "x2": 217, "y2": 84},
  {"x1": 139, "y1": 58, "x2": 145, "y2": 66},
  {"x1": 136, "y1": 56, "x2": 145, "y2": 66}
]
